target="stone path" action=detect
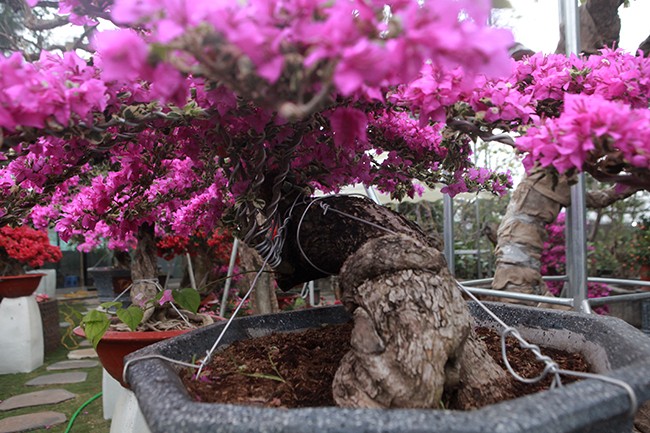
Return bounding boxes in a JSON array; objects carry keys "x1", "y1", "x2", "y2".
[
  {"x1": 47, "y1": 360, "x2": 98, "y2": 371},
  {"x1": 0, "y1": 390, "x2": 76, "y2": 411},
  {"x1": 67, "y1": 348, "x2": 98, "y2": 360},
  {"x1": 0, "y1": 298, "x2": 102, "y2": 433},
  {"x1": 0, "y1": 412, "x2": 67, "y2": 433},
  {"x1": 26, "y1": 372, "x2": 88, "y2": 386}
]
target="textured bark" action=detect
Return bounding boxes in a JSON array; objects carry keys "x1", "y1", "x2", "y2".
[
  {"x1": 333, "y1": 234, "x2": 508, "y2": 409},
  {"x1": 273, "y1": 196, "x2": 508, "y2": 409},
  {"x1": 556, "y1": 0, "x2": 624, "y2": 54},
  {"x1": 275, "y1": 195, "x2": 432, "y2": 290},
  {"x1": 586, "y1": 186, "x2": 642, "y2": 209},
  {"x1": 492, "y1": 167, "x2": 569, "y2": 298},
  {"x1": 639, "y1": 35, "x2": 650, "y2": 57},
  {"x1": 130, "y1": 223, "x2": 159, "y2": 320},
  {"x1": 238, "y1": 242, "x2": 278, "y2": 315}
]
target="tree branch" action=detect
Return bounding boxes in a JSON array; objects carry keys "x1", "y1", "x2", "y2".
[
  {"x1": 24, "y1": 14, "x2": 69, "y2": 31},
  {"x1": 585, "y1": 185, "x2": 643, "y2": 209},
  {"x1": 35, "y1": 1, "x2": 60, "y2": 7},
  {"x1": 638, "y1": 34, "x2": 650, "y2": 57}
]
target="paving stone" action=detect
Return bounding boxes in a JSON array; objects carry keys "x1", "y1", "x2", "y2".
[
  {"x1": 67, "y1": 348, "x2": 97, "y2": 359},
  {"x1": 25, "y1": 372, "x2": 87, "y2": 386},
  {"x1": 79, "y1": 340, "x2": 92, "y2": 347},
  {"x1": 47, "y1": 360, "x2": 98, "y2": 371},
  {"x1": 0, "y1": 411, "x2": 66, "y2": 433},
  {"x1": 0, "y1": 389, "x2": 76, "y2": 411}
]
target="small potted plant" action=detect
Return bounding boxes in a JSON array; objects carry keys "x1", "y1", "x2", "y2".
[
  {"x1": 0, "y1": 225, "x2": 63, "y2": 298},
  {"x1": 77, "y1": 285, "x2": 214, "y2": 387}
]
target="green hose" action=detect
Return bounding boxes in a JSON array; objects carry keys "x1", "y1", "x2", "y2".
[{"x1": 64, "y1": 391, "x2": 103, "y2": 433}]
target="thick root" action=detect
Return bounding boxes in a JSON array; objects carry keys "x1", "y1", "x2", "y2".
[{"x1": 333, "y1": 234, "x2": 509, "y2": 409}]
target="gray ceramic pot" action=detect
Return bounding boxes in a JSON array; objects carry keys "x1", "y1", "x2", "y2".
[
  {"x1": 88, "y1": 266, "x2": 132, "y2": 303},
  {"x1": 126, "y1": 303, "x2": 650, "y2": 433}
]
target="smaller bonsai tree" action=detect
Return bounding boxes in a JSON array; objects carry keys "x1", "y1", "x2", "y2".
[{"x1": 0, "y1": 225, "x2": 62, "y2": 276}]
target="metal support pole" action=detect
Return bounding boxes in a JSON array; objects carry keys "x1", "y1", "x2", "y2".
[
  {"x1": 475, "y1": 197, "x2": 482, "y2": 279},
  {"x1": 308, "y1": 280, "x2": 316, "y2": 306},
  {"x1": 185, "y1": 253, "x2": 197, "y2": 291},
  {"x1": 560, "y1": 0, "x2": 587, "y2": 311},
  {"x1": 364, "y1": 186, "x2": 381, "y2": 205},
  {"x1": 443, "y1": 194, "x2": 455, "y2": 275},
  {"x1": 220, "y1": 238, "x2": 240, "y2": 317},
  {"x1": 559, "y1": 0, "x2": 581, "y2": 55}
]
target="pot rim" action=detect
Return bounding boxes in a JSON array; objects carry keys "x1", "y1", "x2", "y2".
[
  {"x1": 73, "y1": 326, "x2": 188, "y2": 342},
  {"x1": 0, "y1": 273, "x2": 46, "y2": 281},
  {"x1": 126, "y1": 303, "x2": 650, "y2": 433}
]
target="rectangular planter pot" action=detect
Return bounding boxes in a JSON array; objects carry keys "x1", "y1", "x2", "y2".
[{"x1": 125, "y1": 303, "x2": 650, "y2": 433}]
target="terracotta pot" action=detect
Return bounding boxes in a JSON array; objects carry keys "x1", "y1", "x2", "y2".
[
  {"x1": 0, "y1": 274, "x2": 44, "y2": 298},
  {"x1": 74, "y1": 326, "x2": 187, "y2": 387}
]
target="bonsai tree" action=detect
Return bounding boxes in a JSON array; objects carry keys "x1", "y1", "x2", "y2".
[{"x1": 0, "y1": 0, "x2": 649, "y2": 409}]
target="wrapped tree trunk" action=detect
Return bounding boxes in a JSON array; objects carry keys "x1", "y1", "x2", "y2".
[
  {"x1": 275, "y1": 196, "x2": 509, "y2": 409},
  {"x1": 492, "y1": 167, "x2": 569, "y2": 298}
]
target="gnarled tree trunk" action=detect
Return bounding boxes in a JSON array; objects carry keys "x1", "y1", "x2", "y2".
[
  {"x1": 275, "y1": 196, "x2": 509, "y2": 409},
  {"x1": 238, "y1": 242, "x2": 278, "y2": 315},
  {"x1": 131, "y1": 223, "x2": 159, "y2": 319}
]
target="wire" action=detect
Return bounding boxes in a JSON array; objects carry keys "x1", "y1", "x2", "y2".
[
  {"x1": 64, "y1": 392, "x2": 103, "y2": 433},
  {"x1": 457, "y1": 281, "x2": 638, "y2": 416}
]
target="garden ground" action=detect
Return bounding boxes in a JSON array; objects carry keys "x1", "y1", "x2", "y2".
[{"x1": 0, "y1": 293, "x2": 110, "y2": 433}]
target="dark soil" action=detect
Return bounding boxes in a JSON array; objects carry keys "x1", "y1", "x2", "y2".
[{"x1": 181, "y1": 322, "x2": 590, "y2": 409}]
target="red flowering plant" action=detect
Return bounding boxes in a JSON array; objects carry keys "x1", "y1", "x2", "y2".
[
  {"x1": 0, "y1": 226, "x2": 63, "y2": 276},
  {"x1": 157, "y1": 227, "x2": 238, "y2": 288},
  {"x1": 158, "y1": 227, "x2": 234, "y2": 265}
]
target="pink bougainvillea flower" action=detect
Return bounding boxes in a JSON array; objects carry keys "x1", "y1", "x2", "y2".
[
  {"x1": 93, "y1": 29, "x2": 150, "y2": 82},
  {"x1": 158, "y1": 289, "x2": 174, "y2": 306},
  {"x1": 327, "y1": 107, "x2": 368, "y2": 148}
]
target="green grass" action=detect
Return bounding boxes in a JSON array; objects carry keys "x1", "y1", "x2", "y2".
[{"x1": 0, "y1": 300, "x2": 110, "y2": 433}]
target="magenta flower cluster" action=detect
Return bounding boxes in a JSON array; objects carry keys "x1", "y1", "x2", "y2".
[{"x1": 0, "y1": 0, "x2": 648, "y2": 252}]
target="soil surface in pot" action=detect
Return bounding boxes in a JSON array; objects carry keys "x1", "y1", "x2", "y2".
[{"x1": 181, "y1": 322, "x2": 589, "y2": 409}]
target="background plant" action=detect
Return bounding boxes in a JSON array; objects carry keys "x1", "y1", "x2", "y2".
[{"x1": 0, "y1": 225, "x2": 62, "y2": 275}]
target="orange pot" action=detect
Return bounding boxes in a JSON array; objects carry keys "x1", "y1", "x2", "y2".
[{"x1": 74, "y1": 326, "x2": 187, "y2": 387}]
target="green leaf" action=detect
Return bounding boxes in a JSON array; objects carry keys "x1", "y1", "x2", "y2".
[
  {"x1": 81, "y1": 310, "x2": 111, "y2": 349},
  {"x1": 173, "y1": 288, "x2": 200, "y2": 313},
  {"x1": 116, "y1": 306, "x2": 144, "y2": 331},
  {"x1": 100, "y1": 301, "x2": 122, "y2": 310}
]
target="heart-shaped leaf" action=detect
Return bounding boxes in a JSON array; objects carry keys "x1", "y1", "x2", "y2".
[
  {"x1": 116, "y1": 306, "x2": 144, "y2": 331},
  {"x1": 173, "y1": 288, "x2": 200, "y2": 313},
  {"x1": 81, "y1": 310, "x2": 110, "y2": 349}
]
